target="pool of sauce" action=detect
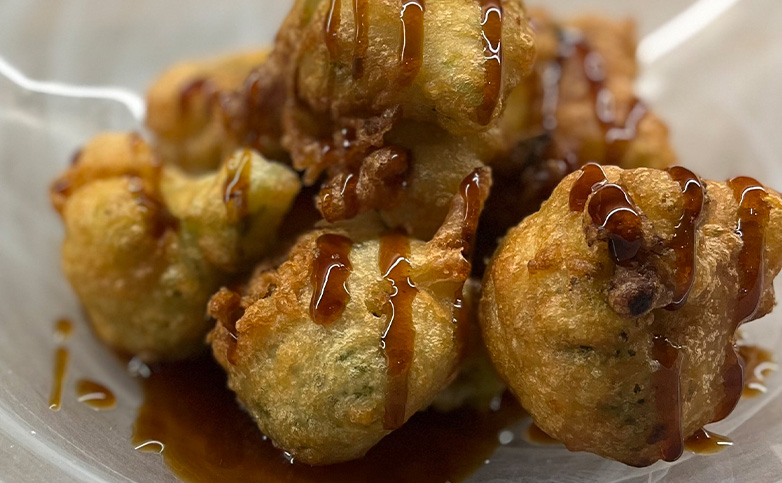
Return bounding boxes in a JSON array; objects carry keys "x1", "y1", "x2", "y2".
[
  {"x1": 378, "y1": 230, "x2": 418, "y2": 430},
  {"x1": 132, "y1": 357, "x2": 526, "y2": 483},
  {"x1": 739, "y1": 344, "x2": 777, "y2": 398},
  {"x1": 684, "y1": 428, "x2": 733, "y2": 455},
  {"x1": 310, "y1": 234, "x2": 354, "y2": 325}
]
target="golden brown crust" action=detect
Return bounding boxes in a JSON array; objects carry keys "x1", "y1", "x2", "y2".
[{"x1": 480, "y1": 166, "x2": 782, "y2": 466}]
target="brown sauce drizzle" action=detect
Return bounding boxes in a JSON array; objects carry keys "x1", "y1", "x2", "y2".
[
  {"x1": 665, "y1": 167, "x2": 705, "y2": 310},
  {"x1": 476, "y1": 0, "x2": 503, "y2": 125},
  {"x1": 684, "y1": 428, "x2": 733, "y2": 455},
  {"x1": 586, "y1": 184, "x2": 643, "y2": 265},
  {"x1": 568, "y1": 162, "x2": 607, "y2": 212},
  {"x1": 212, "y1": 288, "x2": 244, "y2": 366},
  {"x1": 310, "y1": 234, "x2": 354, "y2": 325},
  {"x1": 223, "y1": 150, "x2": 253, "y2": 224},
  {"x1": 648, "y1": 335, "x2": 684, "y2": 462},
  {"x1": 713, "y1": 177, "x2": 771, "y2": 422},
  {"x1": 398, "y1": 1, "x2": 425, "y2": 87},
  {"x1": 132, "y1": 357, "x2": 525, "y2": 482},
  {"x1": 739, "y1": 344, "x2": 777, "y2": 398},
  {"x1": 352, "y1": 0, "x2": 370, "y2": 79},
  {"x1": 453, "y1": 169, "x2": 485, "y2": 357},
  {"x1": 379, "y1": 230, "x2": 418, "y2": 430},
  {"x1": 48, "y1": 347, "x2": 69, "y2": 411},
  {"x1": 75, "y1": 380, "x2": 116, "y2": 411},
  {"x1": 325, "y1": 0, "x2": 342, "y2": 59},
  {"x1": 524, "y1": 423, "x2": 560, "y2": 445},
  {"x1": 127, "y1": 179, "x2": 179, "y2": 239}
]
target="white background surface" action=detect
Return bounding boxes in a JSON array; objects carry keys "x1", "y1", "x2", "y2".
[{"x1": 1, "y1": 1, "x2": 781, "y2": 481}]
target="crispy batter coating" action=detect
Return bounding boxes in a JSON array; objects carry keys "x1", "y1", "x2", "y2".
[
  {"x1": 209, "y1": 168, "x2": 491, "y2": 465},
  {"x1": 52, "y1": 133, "x2": 300, "y2": 360},
  {"x1": 145, "y1": 50, "x2": 271, "y2": 171},
  {"x1": 262, "y1": 0, "x2": 535, "y2": 231},
  {"x1": 480, "y1": 165, "x2": 782, "y2": 466}
]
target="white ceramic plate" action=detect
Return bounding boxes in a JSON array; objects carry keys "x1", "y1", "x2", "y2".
[{"x1": 1, "y1": 1, "x2": 782, "y2": 481}]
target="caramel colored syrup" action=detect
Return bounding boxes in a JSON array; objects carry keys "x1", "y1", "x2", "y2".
[
  {"x1": 325, "y1": 0, "x2": 342, "y2": 59},
  {"x1": 713, "y1": 177, "x2": 771, "y2": 423},
  {"x1": 352, "y1": 0, "x2": 370, "y2": 79},
  {"x1": 524, "y1": 423, "x2": 559, "y2": 445},
  {"x1": 48, "y1": 347, "x2": 69, "y2": 411},
  {"x1": 476, "y1": 0, "x2": 503, "y2": 125},
  {"x1": 75, "y1": 380, "x2": 116, "y2": 411},
  {"x1": 453, "y1": 169, "x2": 485, "y2": 357},
  {"x1": 648, "y1": 335, "x2": 684, "y2": 462},
  {"x1": 223, "y1": 151, "x2": 253, "y2": 224},
  {"x1": 132, "y1": 357, "x2": 526, "y2": 483},
  {"x1": 684, "y1": 428, "x2": 733, "y2": 455},
  {"x1": 665, "y1": 167, "x2": 705, "y2": 310},
  {"x1": 127, "y1": 178, "x2": 179, "y2": 239},
  {"x1": 568, "y1": 162, "x2": 607, "y2": 212},
  {"x1": 739, "y1": 344, "x2": 777, "y2": 398},
  {"x1": 586, "y1": 184, "x2": 643, "y2": 265},
  {"x1": 310, "y1": 234, "x2": 354, "y2": 325},
  {"x1": 379, "y1": 230, "x2": 418, "y2": 430},
  {"x1": 398, "y1": 1, "x2": 425, "y2": 87},
  {"x1": 320, "y1": 171, "x2": 359, "y2": 223},
  {"x1": 54, "y1": 318, "x2": 73, "y2": 343}
]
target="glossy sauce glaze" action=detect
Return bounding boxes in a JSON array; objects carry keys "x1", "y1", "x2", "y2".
[
  {"x1": 398, "y1": 1, "x2": 425, "y2": 86},
  {"x1": 310, "y1": 234, "x2": 354, "y2": 325},
  {"x1": 325, "y1": 0, "x2": 342, "y2": 59},
  {"x1": 713, "y1": 177, "x2": 771, "y2": 422},
  {"x1": 210, "y1": 288, "x2": 245, "y2": 366},
  {"x1": 352, "y1": 0, "x2": 370, "y2": 79},
  {"x1": 684, "y1": 428, "x2": 733, "y2": 455},
  {"x1": 665, "y1": 167, "x2": 705, "y2": 309},
  {"x1": 453, "y1": 169, "x2": 485, "y2": 357},
  {"x1": 75, "y1": 380, "x2": 116, "y2": 411},
  {"x1": 128, "y1": 178, "x2": 179, "y2": 239},
  {"x1": 132, "y1": 357, "x2": 526, "y2": 482},
  {"x1": 476, "y1": 0, "x2": 504, "y2": 125},
  {"x1": 586, "y1": 183, "x2": 643, "y2": 265},
  {"x1": 568, "y1": 162, "x2": 607, "y2": 212},
  {"x1": 378, "y1": 230, "x2": 418, "y2": 430},
  {"x1": 223, "y1": 150, "x2": 253, "y2": 223},
  {"x1": 648, "y1": 335, "x2": 684, "y2": 462}
]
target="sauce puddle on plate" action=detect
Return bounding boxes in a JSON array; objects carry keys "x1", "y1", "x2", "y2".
[{"x1": 132, "y1": 357, "x2": 525, "y2": 483}]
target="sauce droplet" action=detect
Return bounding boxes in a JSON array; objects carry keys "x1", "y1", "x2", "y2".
[
  {"x1": 310, "y1": 234, "x2": 354, "y2": 325},
  {"x1": 379, "y1": 230, "x2": 418, "y2": 430},
  {"x1": 587, "y1": 184, "x2": 643, "y2": 265},
  {"x1": 648, "y1": 335, "x2": 684, "y2": 462},
  {"x1": 665, "y1": 167, "x2": 705, "y2": 310},
  {"x1": 325, "y1": 0, "x2": 342, "y2": 59},
  {"x1": 568, "y1": 162, "x2": 607, "y2": 212},
  {"x1": 75, "y1": 380, "x2": 116, "y2": 411},
  {"x1": 223, "y1": 150, "x2": 253, "y2": 224},
  {"x1": 739, "y1": 344, "x2": 777, "y2": 398},
  {"x1": 54, "y1": 318, "x2": 73, "y2": 343},
  {"x1": 398, "y1": 1, "x2": 425, "y2": 87},
  {"x1": 524, "y1": 423, "x2": 560, "y2": 445},
  {"x1": 48, "y1": 347, "x2": 69, "y2": 411},
  {"x1": 684, "y1": 428, "x2": 733, "y2": 455},
  {"x1": 476, "y1": 0, "x2": 503, "y2": 125},
  {"x1": 713, "y1": 177, "x2": 771, "y2": 422}
]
